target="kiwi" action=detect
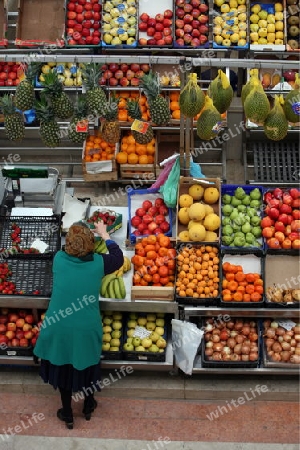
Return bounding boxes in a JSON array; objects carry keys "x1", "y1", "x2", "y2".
[
  {"x1": 287, "y1": 0, "x2": 297, "y2": 4},
  {"x1": 288, "y1": 15, "x2": 300, "y2": 25},
  {"x1": 288, "y1": 39, "x2": 299, "y2": 49},
  {"x1": 289, "y1": 25, "x2": 300, "y2": 36}
]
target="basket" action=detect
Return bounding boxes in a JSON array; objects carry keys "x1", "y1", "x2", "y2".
[{"x1": 0, "y1": 216, "x2": 61, "y2": 256}]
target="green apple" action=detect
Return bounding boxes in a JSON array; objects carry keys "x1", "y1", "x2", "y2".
[
  {"x1": 102, "y1": 342, "x2": 110, "y2": 351},
  {"x1": 112, "y1": 321, "x2": 122, "y2": 330},
  {"x1": 103, "y1": 317, "x2": 112, "y2": 325},
  {"x1": 135, "y1": 345, "x2": 146, "y2": 352},
  {"x1": 146, "y1": 314, "x2": 156, "y2": 322},
  {"x1": 141, "y1": 338, "x2": 152, "y2": 348},
  {"x1": 132, "y1": 337, "x2": 141, "y2": 347},
  {"x1": 148, "y1": 344, "x2": 159, "y2": 353},
  {"x1": 111, "y1": 330, "x2": 121, "y2": 339},
  {"x1": 137, "y1": 317, "x2": 147, "y2": 326},
  {"x1": 103, "y1": 325, "x2": 112, "y2": 333},
  {"x1": 110, "y1": 338, "x2": 120, "y2": 347},
  {"x1": 126, "y1": 337, "x2": 133, "y2": 345},
  {"x1": 110, "y1": 346, "x2": 119, "y2": 351},
  {"x1": 111, "y1": 36, "x2": 122, "y2": 45},
  {"x1": 127, "y1": 320, "x2": 137, "y2": 328},
  {"x1": 156, "y1": 338, "x2": 167, "y2": 349},
  {"x1": 102, "y1": 23, "x2": 112, "y2": 32},
  {"x1": 129, "y1": 313, "x2": 138, "y2": 320},
  {"x1": 127, "y1": 329, "x2": 135, "y2": 338},
  {"x1": 258, "y1": 10, "x2": 268, "y2": 20},
  {"x1": 123, "y1": 343, "x2": 134, "y2": 351},
  {"x1": 103, "y1": 33, "x2": 113, "y2": 44},
  {"x1": 103, "y1": 333, "x2": 112, "y2": 343},
  {"x1": 149, "y1": 331, "x2": 160, "y2": 343},
  {"x1": 155, "y1": 326, "x2": 165, "y2": 336},
  {"x1": 127, "y1": 16, "x2": 136, "y2": 25},
  {"x1": 158, "y1": 349, "x2": 164, "y2": 353},
  {"x1": 146, "y1": 322, "x2": 156, "y2": 331},
  {"x1": 113, "y1": 313, "x2": 122, "y2": 321},
  {"x1": 156, "y1": 319, "x2": 165, "y2": 327}
]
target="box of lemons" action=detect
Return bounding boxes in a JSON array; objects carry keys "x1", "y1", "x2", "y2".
[
  {"x1": 101, "y1": 311, "x2": 125, "y2": 360},
  {"x1": 175, "y1": 242, "x2": 221, "y2": 307},
  {"x1": 122, "y1": 312, "x2": 168, "y2": 362},
  {"x1": 220, "y1": 252, "x2": 265, "y2": 308},
  {"x1": 221, "y1": 184, "x2": 264, "y2": 252},
  {"x1": 212, "y1": 2, "x2": 249, "y2": 50},
  {"x1": 201, "y1": 316, "x2": 260, "y2": 368}
]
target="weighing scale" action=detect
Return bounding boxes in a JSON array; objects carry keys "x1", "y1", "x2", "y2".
[{"x1": 0, "y1": 165, "x2": 67, "y2": 215}]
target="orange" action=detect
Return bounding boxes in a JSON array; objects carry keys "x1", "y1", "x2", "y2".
[
  {"x1": 146, "y1": 143, "x2": 155, "y2": 154},
  {"x1": 116, "y1": 152, "x2": 128, "y2": 164},
  {"x1": 128, "y1": 153, "x2": 139, "y2": 164},
  {"x1": 138, "y1": 96, "x2": 146, "y2": 105},
  {"x1": 169, "y1": 91, "x2": 180, "y2": 102},
  {"x1": 118, "y1": 98, "x2": 127, "y2": 109},
  {"x1": 170, "y1": 101, "x2": 180, "y2": 111},
  {"x1": 126, "y1": 144, "x2": 136, "y2": 154},
  {"x1": 138, "y1": 155, "x2": 148, "y2": 164},
  {"x1": 127, "y1": 134, "x2": 136, "y2": 145},
  {"x1": 85, "y1": 155, "x2": 92, "y2": 162},
  {"x1": 135, "y1": 145, "x2": 147, "y2": 156},
  {"x1": 147, "y1": 155, "x2": 154, "y2": 164},
  {"x1": 172, "y1": 110, "x2": 181, "y2": 120}
]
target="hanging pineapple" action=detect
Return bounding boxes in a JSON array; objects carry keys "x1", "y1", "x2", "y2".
[
  {"x1": 139, "y1": 71, "x2": 170, "y2": 126},
  {"x1": 0, "y1": 94, "x2": 25, "y2": 141},
  {"x1": 264, "y1": 95, "x2": 289, "y2": 141},
  {"x1": 101, "y1": 94, "x2": 120, "y2": 145},
  {"x1": 41, "y1": 71, "x2": 74, "y2": 120},
  {"x1": 68, "y1": 95, "x2": 89, "y2": 144},
  {"x1": 244, "y1": 81, "x2": 270, "y2": 125},
  {"x1": 14, "y1": 62, "x2": 42, "y2": 111},
  {"x1": 196, "y1": 96, "x2": 222, "y2": 141},
  {"x1": 82, "y1": 63, "x2": 107, "y2": 117},
  {"x1": 283, "y1": 73, "x2": 300, "y2": 124},
  {"x1": 126, "y1": 98, "x2": 154, "y2": 144},
  {"x1": 179, "y1": 73, "x2": 205, "y2": 118},
  {"x1": 207, "y1": 69, "x2": 233, "y2": 114},
  {"x1": 241, "y1": 69, "x2": 259, "y2": 106},
  {"x1": 35, "y1": 96, "x2": 60, "y2": 148}
]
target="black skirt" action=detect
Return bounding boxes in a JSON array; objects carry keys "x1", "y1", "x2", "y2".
[{"x1": 39, "y1": 359, "x2": 102, "y2": 393}]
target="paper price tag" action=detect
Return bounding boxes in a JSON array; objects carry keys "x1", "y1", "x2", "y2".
[
  {"x1": 131, "y1": 119, "x2": 150, "y2": 134},
  {"x1": 133, "y1": 326, "x2": 152, "y2": 338},
  {"x1": 76, "y1": 120, "x2": 88, "y2": 133},
  {"x1": 278, "y1": 320, "x2": 296, "y2": 331}
]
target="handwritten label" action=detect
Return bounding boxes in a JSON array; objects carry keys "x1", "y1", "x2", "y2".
[
  {"x1": 133, "y1": 326, "x2": 152, "y2": 338},
  {"x1": 278, "y1": 320, "x2": 296, "y2": 331}
]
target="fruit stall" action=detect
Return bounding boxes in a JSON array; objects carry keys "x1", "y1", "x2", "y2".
[{"x1": 0, "y1": 0, "x2": 299, "y2": 375}]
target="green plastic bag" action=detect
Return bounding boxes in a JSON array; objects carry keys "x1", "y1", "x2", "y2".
[{"x1": 159, "y1": 157, "x2": 180, "y2": 208}]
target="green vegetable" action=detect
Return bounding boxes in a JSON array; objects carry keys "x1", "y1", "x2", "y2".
[
  {"x1": 247, "y1": 208, "x2": 256, "y2": 218},
  {"x1": 222, "y1": 204, "x2": 233, "y2": 216},
  {"x1": 234, "y1": 231, "x2": 245, "y2": 239},
  {"x1": 245, "y1": 232, "x2": 255, "y2": 244},
  {"x1": 253, "y1": 240, "x2": 261, "y2": 247},
  {"x1": 252, "y1": 226, "x2": 262, "y2": 238},
  {"x1": 222, "y1": 235, "x2": 233, "y2": 245},
  {"x1": 234, "y1": 235, "x2": 246, "y2": 247},
  {"x1": 222, "y1": 216, "x2": 232, "y2": 226},
  {"x1": 250, "y1": 199, "x2": 261, "y2": 208},
  {"x1": 250, "y1": 188, "x2": 261, "y2": 200},
  {"x1": 242, "y1": 195, "x2": 251, "y2": 205},
  {"x1": 237, "y1": 204, "x2": 247, "y2": 213},
  {"x1": 241, "y1": 222, "x2": 251, "y2": 234},
  {"x1": 230, "y1": 209, "x2": 239, "y2": 221},
  {"x1": 222, "y1": 194, "x2": 232, "y2": 205},
  {"x1": 231, "y1": 196, "x2": 242, "y2": 207},
  {"x1": 223, "y1": 225, "x2": 234, "y2": 236},
  {"x1": 250, "y1": 215, "x2": 261, "y2": 226},
  {"x1": 234, "y1": 213, "x2": 246, "y2": 226},
  {"x1": 232, "y1": 222, "x2": 241, "y2": 232},
  {"x1": 234, "y1": 187, "x2": 246, "y2": 200}
]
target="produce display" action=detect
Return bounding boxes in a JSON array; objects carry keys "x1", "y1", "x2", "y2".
[
  {"x1": 262, "y1": 187, "x2": 300, "y2": 250},
  {"x1": 102, "y1": 311, "x2": 124, "y2": 352},
  {"x1": 130, "y1": 197, "x2": 170, "y2": 237},
  {"x1": 139, "y1": 71, "x2": 170, "y2": 126},
  {"x1": 138, "y1": 6, "x2": 173, "y2": 47},
  {"x1": 116, "y1": 133, "x2": 156, "y2": 166},
  {"x1": 177, "y1": 183, "x2": 220, "y2": 242},
  {"x1": 99, "y1": 62, "x2": 150, "y2": 87},
  {"x1": 221, "y1": 186, "x2": 262, "y2": 248},
  {"x1": 286, "y1": 0, "x2": 300, "y2": 50},
  {"x1": 0, "y1": 308, "x2": 40, "y2": 349},
  {"x1": 101, "y1": 94, "x2": 121, "y2": 145},
  {"x1": 0, "y1": 221, "x2": 40, "y2": 255},
  {"x1": 0, "y1": 94, "x2": 25, "y2": 142},
  {"x1": 249, "y1": 2, "x2": 285, "y2": 47},
  {"x1": 36, "y1": 62, "x2": 82, "y2": 87},
  {"x1": 221, "y1": 261, "x2": 263, "y2": 303},
  {"x1": 0, "y1": 61, "x2": 24, "y2": 87},
  {"x1": 174, "y1": 0, "x2": 209, "y2": 48},
  {"x1": 123, "y1": 312, "x2": 167, "y2": 353},
  {"x1": 213, "y1": 0, "x2": 247, "y2": 48},
  {"x1": 176, "y1": 245, "x2": 219, "y2": 299},
  {"x1": 87, "y1": 208, "x2": 121, "y2": 228},
  {"x1": 203, "y1": 317, "x2": 259, "y2": 363},
  {"x1": 266, "y1": 285, "x2": 300, "y2": 304},
  {"x1": 115, "y1": 92, "x2": 150, "y2": 123},
  {"x1": 83, "y1": 133, "x2": 116, "y2": 162},
  {"x1": 262, "y1": 319, "x2": 300, "y2": 364},
  {"x1": 131, "y1": 234, "x2": 175, "y2": 287},
  {"x1": 126, "y1": 98, "x2": 153, "y2": 144},
  {"x1": 65, "y1": 0, "x2": 102, "y2": 47},
  {"x1": 259, "y1": 68, "x2": 298, "y2": 90},
  {"x1": 282, "y1": 77, "x2": 300, "y2": 125},
  {"x1": 102, "y1": 0, "x2": 137, "y2": 47},
  {"x1": 100, "y1": 256, "x2": 131, "y2": 299}
]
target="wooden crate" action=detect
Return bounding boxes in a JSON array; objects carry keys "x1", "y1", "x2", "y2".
[
  {"x1": 120, "y1": 164, "x2": 156, "y2": 179},
  {"x1": 131, "y1": 285, "x2": 175, "y2": 301},
  {"x1": 82, "y1": 158, "x2": 118, "y2": 181}
]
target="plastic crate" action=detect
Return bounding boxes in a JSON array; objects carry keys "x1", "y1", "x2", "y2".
[
  {"x1": 221, "y1": 184, "x2": 264, "y2": 252},
  {"x1": 101, "y1": 311, "x2": 125, "y2": 361},
  {"x1": 0, "y1": 257, "x2": 53, "y2": 296},
  {"x1": 0, "y1": 345, "x2": 33, "y2": 357},
  {"x1": 0, "y1": 216, "x2": 61, "y2": 256}
]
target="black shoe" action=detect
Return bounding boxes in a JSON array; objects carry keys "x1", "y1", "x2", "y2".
[
  {"x1": 83, "y1": 399, "x2": 98, "y2": 421},
  {"x1": 57, "y1": 408, "x2": 73, "y2": 429}
]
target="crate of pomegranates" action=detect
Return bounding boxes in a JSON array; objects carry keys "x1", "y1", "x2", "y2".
[
  {"x1": 201, "y1": 317, "x2": 260, "y2": 368},
  {"x1": 173, "y1": 0, "x2": 210, "y2": 49},
  {"x1": 262, "y1": 319, "x2": 300, "y2": 367}
]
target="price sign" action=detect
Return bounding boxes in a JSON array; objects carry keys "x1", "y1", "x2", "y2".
[
  {"x1": 133, "y1": 326, "x2": 151, "y2": 338},
  {"x1": 278, "y1": 320, "x2": 296, "y2": 331}
]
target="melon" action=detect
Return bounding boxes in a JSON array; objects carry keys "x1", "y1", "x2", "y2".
[
  {"x1": 204, "y1": 187, "x2": 220, "y2": 204},
  {"x1": 178, "y1": 207, "x2": 190, "y2": 225},
  {"x1": 179, "y1": 73, "x2": 205, "y2": 118},
  {"x1": 204, "y1": 204, "x2": 214, "y2": 216},
  {"x1": 188, "y1": 219, "x2": 203, "y2": 230},
  {"x1": 188, "y1": 224, "x2": 206, "y2": 241},
  {"x1": 179, "y1": 194, "x2": 193, "y2": 208},
  {"x1": 178, "y1": 230, "x2": 190, "y2": 242},
  {"x1": 188, "y1": 203, "x2": 206, "y2": 221},
  {"x1": 188, "y1": 184, "x2": 204, "y2": 201},
  {"x1": 207, "y1": 69, "x2": 233, "y2": 114},
  {"x1": 263, "y1": 95, "x2": 288, "y2": 141},
  {"x1": 204, "y1": 231, "x2": 218, "y2": 241},
  {"x1": 203, "y1": 213, "x2": 221, "y2": 231}
]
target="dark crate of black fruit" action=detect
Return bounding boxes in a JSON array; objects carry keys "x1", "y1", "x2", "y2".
[{"x1": 0, "y1": 216, "x2": 61, "y2": 256}]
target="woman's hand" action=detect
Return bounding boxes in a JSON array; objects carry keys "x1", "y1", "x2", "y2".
[{"x1": 93, "y1": 221, "x2": 111, "y2": 241}]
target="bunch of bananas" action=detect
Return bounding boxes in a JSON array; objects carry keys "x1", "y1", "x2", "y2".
[
  {"x1": 100, "y1": 273, "x2": 126, "y2": 299},
  {"x1": 114, "y1": 256, "x2": 131, "y2": 277},
  {"x1": 94, "y1": 240, "x2": 107, "y2": 254}
]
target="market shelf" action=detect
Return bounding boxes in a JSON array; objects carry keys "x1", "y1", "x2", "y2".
[
  {"x1": 0, "y1": 355, "x2": 37, "y2": 366},
  {"x1": 182, "y1": 307, "x2": 300, "y2": 319}
]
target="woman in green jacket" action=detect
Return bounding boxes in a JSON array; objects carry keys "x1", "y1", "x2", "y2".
[{"x1": 34, "y1": 221, "x2": 124, "y2": 429}]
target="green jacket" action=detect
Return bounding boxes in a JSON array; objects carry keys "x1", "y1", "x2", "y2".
[{"x1": 34, "y1": 251, "x2": 104, "y2": 370}]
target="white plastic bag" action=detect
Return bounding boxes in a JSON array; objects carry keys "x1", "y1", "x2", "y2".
[{"x1": 171, "y1": 319, "x2": 204, "y2": 375}]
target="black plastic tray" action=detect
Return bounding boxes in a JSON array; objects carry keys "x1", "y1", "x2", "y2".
[
  {"x1": 0, "y1": 215, "x2": 61, "y2": 256},
  {"x1": 0, "y1": 257, "x2": 53, "y2": 296},
  {"x1": 101, "y1": 314, "x2": 125, "y2": 361},
  {"x1": 0, "y1": 345, "x2": 34, "y2": 356}
]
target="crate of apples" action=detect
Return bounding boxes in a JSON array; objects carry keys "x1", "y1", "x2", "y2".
[
  {"x1": 100, "y1": 63, "x2": 150, "y2": 88},
  {"x1": 0, "y1": 62, "x2": 25, "y2": 87},
  {"x1": 138, "y1": 2, "x2": 174, "y2": 47},
  {"x1": 174, "y1": 0, "x2": 209, "y2": 48},
  {"x1": 65, "y1": 0, "x2": 102, "y2": 47},
  {"x1": 0, "y1": 308, "x2": 39, "y2": 355}
]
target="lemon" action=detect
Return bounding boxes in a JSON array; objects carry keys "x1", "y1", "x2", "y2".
[
  {"x1": 274, "y1": 12, "x2": 283, "y2": 20},
  {"x1": 258, "y1": 19, "x2": 267, "y2": 28},
  {"x1": 230, "y1": 33, "x2": 239, "y2": 43},
  {"x1": 250, "y1": 23, "x2": 259, "y2": 32},
  {"x1": 275, "y1": 31, "x2": 283, "y2": 39},
  {"x1": 237, "y1": 5, "x2": 246, "y2": 13},
  {"x1": 229, "y1": 0, "x2": 238, "y2": 8},
  {"x1": 238, "y1": 22, "x2": 247, "y2": 30},
  {"x1": 238, "y1": 13, "x2": 247, "y2": 21},
  {"x1": 239, "y1": 30, "x2": 247, "y2": 39},
  {"x1": 274, "y1": 3, "x2": 283, "y2": 12},
  {"x1": 258, "y1": 27, "x2": 268, "y2": 37},
  {"x1": 267, "y1": 23, "x2": 275, "y2": 33},
  {"x1": 221, "y1": 29, "x2": 231, "y2": 39},
  {"x1": 238, "y1": 38, "x2": 247, "y2": 46},
  {"x1": 214, "y1": 16, "x2": 223, "y2": 25},
  {"x1": 267, "y1": 14, "x2": 275, "y2": 24},
  {"x1": 250, "y1": 31, "x2": 259, "y2": 42},
  {"x1": 274, "y1": 39, "x2": 283, "y2": 45},
  {"x1": 257, "y1": 37, "x2": 268, "y2": 44},
  {"x1": 250, "y1": 13, "x2": 259, "y2": 23},
  {"x1": 251, "y1": 4, "x2": 261, "y2": 14},
  {"x1": 213, "y1": 26, "x2": 222, "y2": 35},
  {"x1": 214, "y1": 0, "x2": 225, "y2": 6},
  {"x1": 258, "y1": 10, "x2": 268, "y2": 20},
  {"x1": 214, "y1": 35, "x2": 223, "y2": 45},
  {"x1": 275, "y1": 21, "x2": 283, "y2": 31}
]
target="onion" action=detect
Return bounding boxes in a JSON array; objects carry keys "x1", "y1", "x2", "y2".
[
  {"x1": 290, "y1": 354, "x2": 300, "y2": 364},
  {"x1": 295, "y1": 348, "x2": 300, "y2": 356},
  {"x1": 236, "y1": 335, "x2": 245, "y2": 344},
  {"x1": 230, "y1": 331, "x2": 238, "y2": 338},
  {"x1": 250, "y1": 321, "x2": 256, "y2": 328},
  {"x1": 205, "y1": 324, "x2": 213, "y2": 332},
  {"x1": 213, "y1": 343, "x2": 224, "y2": 352},
  {"x1": 291, "y1": 347, "x2": 295, "y2": 352},
  {"x1": 234, "y1": 344, "x2": 242, "y2": 355},
  {"x1": 272, "y1": 342, "x2": 282, "y2": 353},
  {"x1": 226, "y1": 321, "x2": 235, "y2": 330},
  {"x1": 297, "y1": 343, "x2": 300, "y2": 348},
  {"x1": 266, "y1": 328, "x2": 276, "y2": 338},
  {"x1": 241, "y1": 345, "x2": 250, "y2": 355},
  {"x1": 275, "y1": 327, "x2": 285, "y2": 336},
  {"x1": 206, "y1": 341, "x2": 213, "y2": 348},
  {"x1": 272, "y1": 352, "x2": 281, "y2": 362},
  {"x1": 222, "y1": 346, "x2": 231, "y2": 355},
  {"x1": 205, "y1": 348, "x2": 213, "y2": 357},
  {"x1": 267, "y1": 350, "x2": 274, "y2": 357},
  {"x1": 249, "y1": 352, "x2": 258, "y2": 361},
  {"x1": 278, "y1": 336, "x2": 284, "y2": 343},
  {"x1": 241, "y1": 354, "x2": 250, "y2": 362},
  {"x1": 291, "y1": 339, "x2": 296, "y2": 346},
  {"x1": 294, "y1": 334, "x2": 300, "y2": 342},
  {"x1": 234, "y1": 322, "x2": 244, "y2": 331},
  {"x1": 265, "y1": 338, "x2": 275, "y2": 348},
  {"x1": 212, "y1": 334, "x2": 220, "y2": 343},
  {"x1": 286, "y1": 330, "x2": 294, "y2": 337},
  {"x1": 223, "y1": 354, "x2": 231, "y2": 361},
  {"x1": 220, "y1": 330, "x2": 230, "y2": 341},
  {"x1": 283, "y1": 334, "x2": 292, "y2": 342},
  {"x1": 242, "y1": 326, "x2": 250, "y2": 336},
  {"x1": 293, "y1": 326, "x2": 300, "y2": 334},
  {"x1": 231, "y1": 354, "x2": 240, "y2": 361},
  {"x1": 250, "y1": 345, "x2": 259, "y2": 352},
  {"x1": 205, "y1": 332, "x2": 212, "y2": 341},
  {"x1": 281, "y1": 341, "x2": 291, "y2": 351},
  {"x1": 212, "y1": 352, "x2": 222, "y2": 361},
  {"x1": 250, "y1": 327, "x2": 257, "y2": 334},
  {"x1": 270, "y1": 321, "x2": 278, "y2": 328},
  {"x1": 212, "y1": 328, "x2": 220, "y2": 335},
  {"x1": 244, "y1": 339, "x2": 251, "y2": 345},
  {"x1": 227, "y1": 338, "x2": 236, "y2": 349},
  {"x1": 249, "y1": 333, "x2": 258, "y2": 342},
  {"x1": 281, "y1": 351, "x2": 291, "y2": 362},
  {"x1": 263, "y1": 319, "x2": 271, "y2": 328}
]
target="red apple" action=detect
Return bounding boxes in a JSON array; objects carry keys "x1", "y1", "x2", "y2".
[
  {"x1": 8, "y1": 313, "x2": 18, "y2": 323},
  {"x1": 184, "y1": 33, "x2": 192, "y2": 43},
  {"x1": 0, "y1": 315, "x2": 8, "y2": 324},
  {"x1": 160, "y1": 221, "x2": 170, "y2": 232},
  {"x1": 283, "y1": 193, "x2": 293, "y2": 206},
  {"x1": 154, "y1": 214, "x2": 165, "y2": 225},
  {"x1": 11, "y1": 338, "x2": 20, "y2": 347},
  {"x1": 282, "y1": 238, "x2": 292, "y2": 249},
  {"x1": 24, "y1": 331, "x2": 33, "y2": 340},
  {"x1": 0, "y1": 324, "x2": 6, "y2": 333},
  {"x1": 199, "y1": 14, "x2": 209, "y2": 23},
  {"x1": 192, "y1": 9, "x2": 200, "y2": 18},
  {"x1": 159, "y1": 205, "x2": 168, "y2": 215},
  {"x1": 7, "y1": 322, "x2": 16, "y2": 331},
  {"x1": 267, "y1": 237, "x2": 281, "y2": 249},
  {"x1": 164, "y1": 35, "x2": 173, "y2": 44},
  {"x1": 147, "y1": 18, "x2": 156, "y2": 27},
  {"x1": 5, "y1": 330, "x2": 15, "y2": 340},
  {"x1": 184, "y1": 3, "x2": 193, "y2": 12},
  {"x1": 199, "y1": 3, "x2": 209, "y2": 12},
  {"x1": 140, "y1": 64, "x2": 150, "y2": 73},
  {"x1": 289, "y1": 232, "x2": 300, "y2": 241},
  {"x1": 148, "y1": 222, "x2": 158, "y2": 233},
  {"x1": 279, "y1": 204, "x2": 292, "y2": 215},
  {"x1": 25, "y1": 315, "x2": 34, "y2": 324},
  {"x1": 140, "y1": 12, "x2": 150, "y2": 22},
  {"x1": 273, "y1": 188, "x2": 283, "y2": 199},
  {"x1": 268, "y1": 207, "x2": 280, "y2": 220},
  {"x1": 16, "y1": 330, "x2": 24, "y2": 340},
  {"x1": 183, "y1": 14, "x2": 193, "y2": 23},
  {"x1": 142, "y1": 200, "x2": 152, "y2": 211},
  {"x1": 293, "y1": 209, "x2": 300, "y2": 220},
  {"x1": 184, "y1": 23, "x2": 193, "y2": 33},
  {"x1": 120, "y1": 77, "x2": 130, "y2": 86},
  {"x1": 164, "y1": 9, "x2": 173, "y2": 18},
  {"x1": 143, "y1": 214, "x2": 154, "y2": 225},
  {"x1": 19, "y1": 338, "x2": 29, "y2": 347},
  {"x1": 23, "y1": 323, "x2": 32, "y2": 332},
  {"x1": 15, "y1": 318, "x2": 25, "y2": 328},
  {"x1": 130, "y1": 77, "x2": 140, "y2": 86},
  {"x1": 277, "y1": 213, "x2": 289, "y2": 225},
  {"x1": 114, "y1": 69, "x2": 124, "y2": 80},
  {"x1": 147, "y1": 26, "x2": 156, "y2": 36},
  {"x1": 175, "y1": 19, "x2": 184, "y2": 28},
  {"x1": 291, "y1": 220, "x2": 300, "y2": 232},
  {"x1": 290, "y1": 188, "x2": 300, "y2": 199},
  {"x1": 192, "y1": 29, "x2": 200, "y2": 37},
  {"x1": 137, "y1": 222, "x2": 147, "y2": 233},
  {"x1": 31, "y1": 337, "x2": 37, "y2": 346},
  {"x1": 139, "y1": 22, "x2": 148, "y2": 31},
  {"x1": 136, "y1": 207, "x2": 146, "y2": 217},
  {"x1": 175, "y1": 28, "x2": 184, "y2": 37},
  {"x1": 155, "y1": 22, "x2": 164, "y2": 31},
  {"x1": 262, "y1": 226, "x2": 275, "y2": 238},
  {"x1": 0, "y1": 335, "x2": 8, "y2": 345},
  {"x1": 155, "y1": 13, "x2": 164, "y2": 22},
  {"x1": 154, "y1": 31, "x2": 163, "y2": 41},
  {"x1": 147, "y1": 38, "x2": 157, "y2": 45},
  {"x1": 191, "y1": 0, "x2": 201, "y2": 6},
  {"x1": 148, "y1": 206, "x2": 158, "y2": 216},
  {"x1": 76, "y1": 13, "x2": 84, "y2": 23},
  {"x1": 132, "y1": 230, "x2": 141, "y2": 237},
  {"x1": 191, "y1": 19, "x2": 200, "y2": 28},
  {"x1": 109, "y1": 77, "x2": 118, "y2": 86},
  {"x1": 274, "y1": 231, "x2": 285, "y2": 243},
  {"x1": 163, "y1": 18, "x2": 172, "y2": 27},
  {"x1": 292, "y1": 239, "x2": 300, "y2": 249},
  {"x1": 292, "y1": 198, "x2": 300, "y2": 209},
  {"x1": 176, "y1": 8, "x2": 185, "y2": 18},
  {"x1": 199, "y1": 24, "x2": 209, "y2": 34}
]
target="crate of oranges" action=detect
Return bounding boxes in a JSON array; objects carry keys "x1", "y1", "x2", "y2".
[
  {"x1": 116, "y1": 131, "x2": 157, "y2": 180},
  {"x1": 82, "y1": 132, "x2": 118, "y2": 181},
  {"x1": 116, "y1": 91, "x2": 150, "y2": 124}
]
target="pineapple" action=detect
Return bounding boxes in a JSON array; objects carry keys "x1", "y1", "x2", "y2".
[
  {"x1": 41, "y1": 71, "x2": 74, "y2": 119},
  {"x1": 0, "y1": 94, "x2": 25, "y2": 141},
  {"x1": 139, "y1": 71, "x2": 170, "y2": 126},
  {"x1": 126, "y1": 98, "x2": 154, "y2": 144},
  {"x1": 68, "y1": 95, "x2": 89, "y2": 144},
  {"x1": 35, "y1": 96, "x2": 60, "y2": 148},
  {"x1": 101, "y1": 94, "x2": 120, "y2": 145},
  {"x1": 82, "y1": 63, "x2": 107, "y2": 116},
  {"x1": 14, "y1": 62, "x2": 41, "y2": 111}
]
